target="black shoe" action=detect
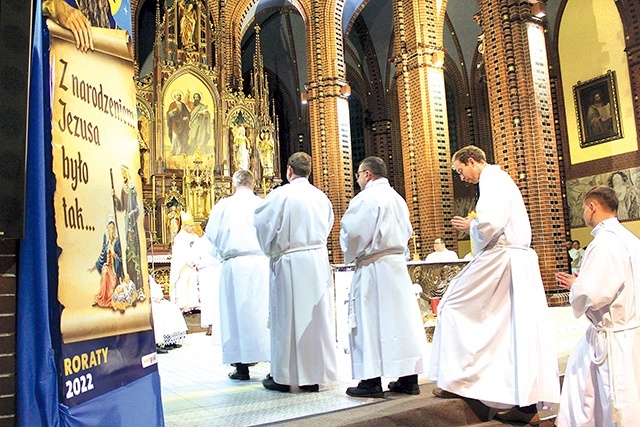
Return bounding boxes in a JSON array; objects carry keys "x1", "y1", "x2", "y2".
[
  {"x1": 299, "y1": 384, "x2": 319, "y2": 392},
  {"x1": 169, "y1": 343, "x2": 182, "y2": 349},
  {"x1": 156, "y1": 345, "x2": 168, "y2": 354},
  {"x1": 346, "y1": 377, "x2": 384, "y2": 398},
  {"x1": 228, "y1": 369, "x2": 250, "y2": 381},
  {"x1": 494, "y1": 405, "x2": 540, "y2": 424},
  {"x1": 388, "y1": 375, "x2": 420, "y2": 395},
  {"x1": 262, "y1": 374, "x2": 290, "y2": 392},
  {"x1": 432, "y1": 387, "x2": 460, "y2": 398}
]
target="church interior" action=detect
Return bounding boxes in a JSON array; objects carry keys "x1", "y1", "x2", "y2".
[
  {"x1": 132, "y1": 0, "x2": 640, "y2": 301},
  {"x1": 3, "y1": 0, "x2": 640, "y2": 424}
]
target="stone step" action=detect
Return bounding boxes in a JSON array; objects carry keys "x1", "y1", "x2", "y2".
[{"x1": 267, "y1": 383, "x2": 558, "y2": 426}]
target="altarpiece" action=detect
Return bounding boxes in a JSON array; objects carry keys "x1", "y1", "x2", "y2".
[{"x1": 135, "y1": 0, "x2": 280, "y2": 248}]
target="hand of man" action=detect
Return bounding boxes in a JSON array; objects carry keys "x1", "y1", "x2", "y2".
[
  {"x1": 555, "y1": 271, "x2": 577, "y2": 291},
  {"x1": 55, "y1": 0, "x2": 94, "y2": 52},
  {"x1": 451, "y1": 215, "x2": 472, "y2": 233}
]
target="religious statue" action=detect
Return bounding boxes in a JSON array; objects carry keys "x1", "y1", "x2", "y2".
[
  {"x1": 232, "y1": 124, "x2": 251, "y2": 171},
  {"x1": 167, "y1": 204, "x2": 181, "y2": 246},
  {"x1": 156, "y1": 157, "x2": 165, "y2": 174},
  {"x1": 179, "y1": 1, "x2": 196, "y2": 50},
  {"x1": 257, "y1": 128, "x2": 275, "y2": 177},
  {"x1": 137, "y1": 116, "x2": 149, "y2": 183}
]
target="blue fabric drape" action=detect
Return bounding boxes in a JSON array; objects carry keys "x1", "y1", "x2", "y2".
[{"x1": 17, "y1": 1, "x2": 61, "y2": 426}]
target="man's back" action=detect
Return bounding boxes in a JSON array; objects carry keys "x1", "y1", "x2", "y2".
[
  {"x1": 255, "y1": 178, "x2": 333, "y2": 257},
  {"x1": 341, "y1": 178, "x2": 411, "y2": 264},
  {"x1": 253, "y1": 164, "x2": 338, "y2": 388},
  {"x1": 476, "y1": 164, "x2": 531, "y2": 250},
  {"x1": 206, "y1": 188, "x2": 262, "y2": 257},
  {"x1": 571, "y1": 219, "x2": 640, "y2": 324}
]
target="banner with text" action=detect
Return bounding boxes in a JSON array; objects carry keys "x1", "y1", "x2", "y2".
[{"x1": 48, "y1": 20, "x2": 157, "y2": 408}]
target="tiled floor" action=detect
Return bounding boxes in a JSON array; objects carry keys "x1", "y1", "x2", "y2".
[
  {"x1": 158, "y1": 307, "x2": 588, "y2": 426},
  {"x1": 158, "y1": 332, "x2": 381, "y2": 426}
]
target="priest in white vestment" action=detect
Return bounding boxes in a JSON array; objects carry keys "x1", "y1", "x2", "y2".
[
  {"x1": 340, "y1": 156, "x2": 427, "y2": 398},
  {"x1": 206, "y1": 170, "x2": 270, "y2": 380},
  {"x1": 556, "y1": 185, "x2": 640, "y2": 427},
  {"x1": 429, "y1": 146, "x2": 559, "y2": 424},
  {"x1": 169, "y1": 212, "x2": 200, "y2": 312},
  {"x1": 254, "y1": 152, "x2": 338, "y2": 392},
  {"x1": 425, "y1": 237, "x2": 459, "y2": 263}
]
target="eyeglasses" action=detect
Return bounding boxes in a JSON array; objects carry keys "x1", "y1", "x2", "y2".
[{"x1": 355, "y1": 170, "x2": 368, "y2": 179}]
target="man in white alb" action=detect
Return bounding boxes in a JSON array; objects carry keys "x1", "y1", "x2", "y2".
[
  {"x1": 429, "y1": 145, "x2": 559, "y2": 424},
  {"x1": 206, "y1": 170, "x2": 270, "y2": 380},
  {"x1": 556, "y1": 185, "x2": 640, "y2": 426},
  {"x1": 254, "y1": 152, "x2": 338, "y2": 393},
  {"x1": 341, "y1": 156, "x2": 427, "y2": 398},
  {"x1": 169, "y1": 211, "x2": 200, "y2": 312}
]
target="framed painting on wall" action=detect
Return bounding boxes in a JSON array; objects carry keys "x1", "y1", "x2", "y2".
[
  {"x1": 163, "y1": 73, "x2": 216, "y2": 170},
  {"x1": 573, "y1": 70, "x2": 622, "y2": 148},
  {"x1": 566, "y1": 166, "x2": 640, "y2": 226}
]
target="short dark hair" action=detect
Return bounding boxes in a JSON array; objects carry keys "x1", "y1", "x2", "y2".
[
  {"x1": 359, "y1": 156, "x2": 387, "y2": 178},
  {"x1": 584, "y1": 185, "x2": 618, "y2": 213},
  {"x1": 288, "y1": 152, "x2": 312, "y2": 177},
  {"x1": 233, "y1": 169, "x2": 254, "y2": 187},
  {"x1": 452, "y1": 145, "x2": 486, "y2": 165}
]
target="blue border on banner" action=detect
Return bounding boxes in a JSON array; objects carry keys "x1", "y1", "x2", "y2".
[
  {"x1": 60, "y1": 372, "x2": 164, "y2": 427},
  {"x1": 60, "y1": 330, "x2": 158, "y2": 407}
]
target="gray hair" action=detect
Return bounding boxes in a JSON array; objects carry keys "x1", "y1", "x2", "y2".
[{"x1": 233, "y1": 169, "x2": 254, "y2": 187}]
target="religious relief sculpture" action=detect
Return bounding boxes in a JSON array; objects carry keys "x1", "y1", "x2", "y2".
[
  {"x1": 257, "y1": 128, "x2": 275, "y2": 177},
  {"x1": 232, "y1": 123, "x2": 251, "y2": 171},
  {"x1": 179, "y1": 0, "x2": 196, "y2": 50}
]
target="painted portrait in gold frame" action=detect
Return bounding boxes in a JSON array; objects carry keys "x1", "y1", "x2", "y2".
[
  {"x1": 163, "y1": 73, "x2": 215, "y2": 170},
  {"x1": 573, "y1": 70, "x2": 622, "y2": 148}
]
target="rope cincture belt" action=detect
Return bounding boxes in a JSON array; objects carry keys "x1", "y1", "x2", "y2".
[
  {"x1": 222, "y1": 251, "x2": 263, "y2": 261},
  {"x1": 273, "y1": 244, "x2": 325, "y2": 262},
  {"x1": 349, "y1": 248, "x2": 405, "y2": 328},
  {"x1": 589, "y1": 320, "x2": 640, "y2": 422}
]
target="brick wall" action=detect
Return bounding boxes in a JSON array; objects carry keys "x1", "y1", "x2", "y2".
[{"x1": 0, "y1": 240, "x2": 17, "y2": 425}]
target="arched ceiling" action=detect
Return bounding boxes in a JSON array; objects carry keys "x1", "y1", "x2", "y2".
[
  {"x1": 138, "y1": 0, "x2": 561, "y2": 122},
  {"x1": 138, "y1": 0, "x2": 561, "y2": 97},
  {"x1": 241, "y1": 0, "x2": 483, "y2": 105}
]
